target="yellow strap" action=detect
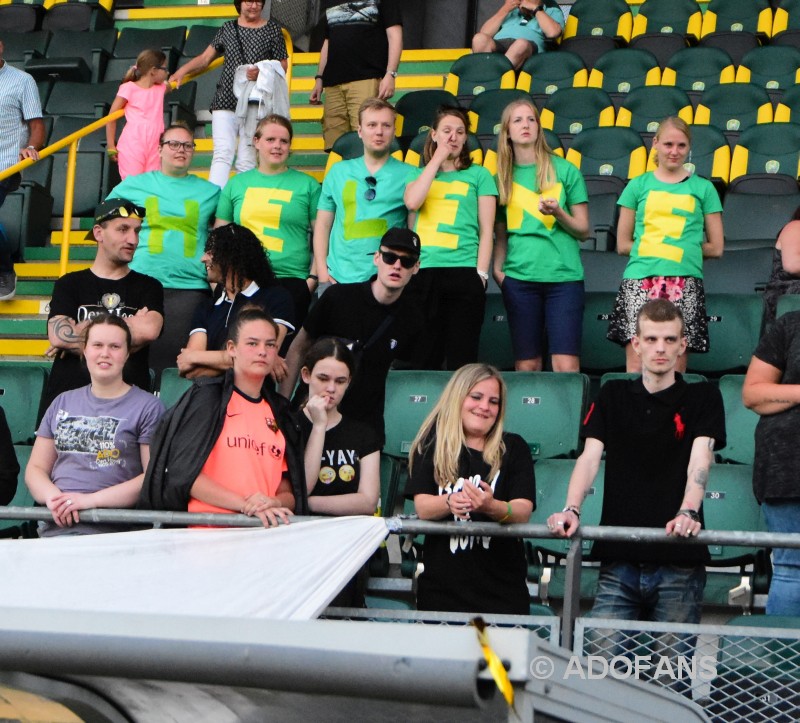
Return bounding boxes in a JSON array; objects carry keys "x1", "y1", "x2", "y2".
[{"x1": 471, "y1": 618, "x2": 514, "y2": 708}]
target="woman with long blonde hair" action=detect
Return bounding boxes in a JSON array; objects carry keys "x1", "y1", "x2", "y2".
[
  {"x1": 494, "y1": 98, "x2": 590, "y2": 372},
  {"x1": 405, "y1": 363, "x2": 535, "y2": 614}
]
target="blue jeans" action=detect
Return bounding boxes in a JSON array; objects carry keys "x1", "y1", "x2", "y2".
[
  {"x1": 588, "y1": 562, "x2": 705, "y2": 694},
  {"x1": 763, "y1": 501, "x2": 800, "y2": 616}
]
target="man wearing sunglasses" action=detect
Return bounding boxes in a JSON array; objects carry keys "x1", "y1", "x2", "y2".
[
  {"x1": 108, "y1": 122, "x2": 220, "y2": 381},
  {"x1": 281, "y1": 227, "x2": 422, "y2": 442},
  {"x1": 42, "y1": 198, "x2": 165, "y2": 409},
  {"x1": 313, "y1": 98, "x2": 408, "y2": 286}
]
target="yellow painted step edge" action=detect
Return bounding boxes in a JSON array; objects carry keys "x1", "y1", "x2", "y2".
[
  {"x1": 0, "y1": 299, "x2": 49, "y2": 315},
  {"x1": 17, "y1": 263, "x2": 92, "y2": 278},
  {"x1": 194, "y1": 137, "x2": 323, "y2": 152},
  {"x1": 0, "y1": 340, "x2": 50, "y2": 355},
  {"x1": 292, "y1": 74, "x2": 444, "y2": 92}
]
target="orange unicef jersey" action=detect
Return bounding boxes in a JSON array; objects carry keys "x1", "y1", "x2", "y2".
[{"x1": 188, "y1": 390, "x2": 287, "y2": 515}]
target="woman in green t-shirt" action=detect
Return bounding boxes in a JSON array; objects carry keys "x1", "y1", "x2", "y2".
[
  {"x1": 404, "y1": 106, "x2": 497, "y2": 370},
  {"x1": 494, "y1": 99, "x2": 589, "y2": 372},
  {"x1": 215, "y1": 114, "x2": 321, "y2": 334},
  {"x1": 607, "y1": 117, "x2": 724, "y2": 373}
]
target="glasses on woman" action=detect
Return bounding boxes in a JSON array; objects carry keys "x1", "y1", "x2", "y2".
[
  {"x1": 161, "y1": 140, "x2": 196, "y2": 152},
  {"x1": 364, "y1": 176, "x2": 377, "y2": 201}
]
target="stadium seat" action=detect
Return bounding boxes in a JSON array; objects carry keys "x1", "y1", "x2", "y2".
[
  {"x1": 323, "y1": 131, "x2": 403, "y2": 176},
  {"x1": 722, "y1": 186, "x2": 800, "y2": 249},
  {"x1": 515, "y1": 51, "x2": 588, "y2": 110},
  {"x1": 703, "y1": 246, "x2": 774, "y2": 295},
  {"x1": 686, "y1": 294, "x2": 764, "y2": 375},
  {"x1": 700, "y1": 0, "x2": 773, "y2": 41},
  {"x1": 587, "y1": 48, "x2": 661, "y2": 108},
  {"x1": 580, "y1": 249, "x2": 629, "y2": 293},
  {"x1": 628, "y1": 32, "x2": 688, "y2": 68},
  {"x1": 182, "y1": 24, "x2": 219, "y2": 59},
  {"x1": 25, "y1": 28, "x2": 116, "y2": 84},
  {"x1": 158, "y1": 368, "x2": 193, "y2": 409},
  {"x1": 0, "y1": 445, "x2": 37, "y2": 539},
  {"x1": 694, "y1": 83, "x2": 774, "y2": 146},
  {"x1": 729, "y1": 123, "x2": 800, "y2": 190},
  {"x1": 644, "y1": 124, "x2": 731, "y2": 190},
  {"x1": 1, "y1": 30, "x2": 51, "y2": 67},
  {"x1": 500, "y1": 372, "x2": 588, "y2": 460},
  {"x1": 482, "y1": 129, "x2": 562, "y2": 175},
  {"x1": 558, "y1": 36, "x2": 618, "y2": 71},
  {"x1": 192, "y1": 64, "x2": 223, "y2": 123},
  {"x1": 774, "y1": 85, "x2": 800, "y2": 125},
  {"x1": 443, "y1": 52, "x2": 515, "y2": 103},
  {"x1": 697, "y1": 29, "x2": 760, "y2": 67},
  {"x1": 562, "y1": 0, "x2": 633, "y2": 43},
  {"x1": 404, "y1": 130, "x2": 483, "y2": 168},
  {"x1": 717, "y1": 375, "x2": 758, "y2": 465},
  {"x1": 0, "y1": 174, "x2": 53, "y2": 252},
  {"x1": 661, "y1": 46, "x2": 736, "y2": 108},
  {"x1": 0, "y1": 366, "x2": 47, "y2": 444},
  {"x1": 44, "y1": 79, "x2": 118, "y2": 118},
  {"x1": 631, "y1": 0, "x2": 703, "y2": 43},
  {"x1": 477, "y1": 294, "x2": 514, "y2": 371},
  {"x1": 777, "y1": 293, "x2": 800, "y2": 318},
  {"x1": 0, "y1": 0, "x2": 44, "y2": 33},
  {"x1": 599, "y1": 372, "x2": 708, "y2": 386},
  {"x1": 736, "y1": 46, "x2": 800, "y2": 103},
  {"x1": 539, "y1": 87, "x2": 615, "y2": 149},
  {"x1": 104, "y1": 26, "x2": 188, "y2": 81},
  {"x1": 467, "y1": 88, "x2": 534, "y2": 142},
  {"x1": 615, "y1": 86, "x2": 693, "y2": 147},
  {"x1": 772, "y1": 0, "x2": 800, "y2": 50},
  {"x1": 42, "y1": 0, "x2": 114, "y2": 32},
  {"x1": 580, "y1": 292, "x2": 626, "y2": 374},
  {"x1": 394, "y1": 89, "x2": 459, "y2": 150}
]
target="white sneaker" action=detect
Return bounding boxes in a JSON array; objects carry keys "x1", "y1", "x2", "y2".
[{"x1": 0, "y1": 271, "x2": 17, "y2": 301}]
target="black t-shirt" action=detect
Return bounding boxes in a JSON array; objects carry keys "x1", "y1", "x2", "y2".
[
  {"x1": 584, "y1": 375, "x2": 726, "y2": 564},
  {"x1": 752, "y1": 311, "x2": 800, "y2": 502},
  {"x1": 299, "y1": 413, "x2": 381, "y2": 497},
  {"x1": 301, "y1": 279, "x2": 422, "y2": 440},
  {"x1": 0, "y1": 406, "x2": 18, "y2": 506},
  {"x1": 191, "y1": 282, "x2": 296, "y2": 350},
  {"x1": 405, "y1": 432, "x2": 536, "y2": 615},
  {"x1": 321, "y1": 0, "x2": 403, "y2": 87},
  {"x1": 44, "y1": 269, "x2": 164, "y2": 409}
]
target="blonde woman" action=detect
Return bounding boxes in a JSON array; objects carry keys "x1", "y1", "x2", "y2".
[
  {"x1": 494, "y1": 99, "x2": 589, "y2": 372},
  {"x1": 405, "y1": 363, "x2": 535, "y2": 614}
]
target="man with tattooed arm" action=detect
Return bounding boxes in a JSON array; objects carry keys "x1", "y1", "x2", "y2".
[{"x1": 548, "y1": 299, "x2": 726, "y2": 630}]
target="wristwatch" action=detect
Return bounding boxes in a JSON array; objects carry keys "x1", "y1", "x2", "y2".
[
  {"x1": 677, "y1": 508, "x2": 700, "y2": 522},
  {"x1": 387, "y1": 70, "x2": 398, "y2": 78},
  {"x1": 532, "y1": 4, "x2": 543, "y2": 14}
]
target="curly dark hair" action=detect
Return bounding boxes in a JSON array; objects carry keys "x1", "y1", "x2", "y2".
[{"x1": 205, "y1": 223, "x2": 276, "y2": 293}]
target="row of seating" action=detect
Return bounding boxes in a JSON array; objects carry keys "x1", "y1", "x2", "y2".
[{"x1": 0, "y1": 0, "x2": 114, "y2": 35}]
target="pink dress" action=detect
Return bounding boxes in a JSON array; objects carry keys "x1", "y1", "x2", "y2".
[{"x1": 116, "y1": 81, "x2": 168, "y2": 179}]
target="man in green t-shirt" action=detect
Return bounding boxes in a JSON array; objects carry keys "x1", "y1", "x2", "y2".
[
  {"x1": 109, "y1": 122, "x2": 220, "y2": 380},
  {"x1": 314, "y1": 98, "x2": 408, "y2": 285}
]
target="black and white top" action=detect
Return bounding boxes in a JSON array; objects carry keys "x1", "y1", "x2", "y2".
[{"x1": 210, "y1": 20, "x2": 288, "y2": 111}]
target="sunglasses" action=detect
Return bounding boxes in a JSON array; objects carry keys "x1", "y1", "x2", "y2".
[
  {"x1": 379, "y1": 250, "x2": 417, "y2": 269},
  {"x1": 364, "y1": 176, "x2": 377, "y2": 201},
  {"x1": 161, "y1": 140, "x2": 195, "y2": 152},
  {"x1": 97, "y1": 203, "x2": 146, "y2": 224}
]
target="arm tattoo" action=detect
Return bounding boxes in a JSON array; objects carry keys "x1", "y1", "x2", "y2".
[
  {"x1": 695, "y1": 468, "x2": 709, "y2": 490},
  {"x1": 49, "y1": 316, "x2": 81, "y2": 344}
]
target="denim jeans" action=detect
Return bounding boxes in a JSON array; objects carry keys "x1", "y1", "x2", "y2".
[
  {"x1": 763, "y1": 501, "x2": 800, "y2": 616},
  {"x1": 588, "y1": 562, "x2": 705, "y2": 695}
]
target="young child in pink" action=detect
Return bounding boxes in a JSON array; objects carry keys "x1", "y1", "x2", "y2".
[{"x1": 106, "y1": 49, "x2": 170, "y2": 179}]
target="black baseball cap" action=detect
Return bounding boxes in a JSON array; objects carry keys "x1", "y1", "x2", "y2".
[
  {"x1": 380, "y1": 227, "x2": 421, "y2": 257},
  {"x1": 85, "y1": 198, "x2": 146, "y2": 239}
]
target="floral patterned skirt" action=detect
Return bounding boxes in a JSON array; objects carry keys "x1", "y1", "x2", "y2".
[{"x1": 606, "y1": 276, "x2": 709, "y2": 352}]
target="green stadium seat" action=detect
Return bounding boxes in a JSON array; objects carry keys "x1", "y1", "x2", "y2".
[
  {"x1": 378, "y1": 452, "x2": 399, "y2": 518},
  {"x1": 717, "y1": 374, "x2": 758, "y2": 465},
  {"x1": 104, "y1": 26, "x2": 188, "y2": 81},
  {"x1": 0, "y1": 445, "x2": 37, "y2": 539},
  {"x1": 0, "y1": 177, "x2": 53, "y2": 253},
  {"x1": 501, "y1": 371, "x2": 588, "y2": 460},
  {"x1": 694, "y1": 83, "x2": 774, "y2": 146},
  {"x1": 729, "y1": 123, "x2": 800, "y2": 192},
  {"x1": 477, "y1": 293, "x2": 514, "y2": 371},
  {"x1": 687, "y1": 294, "x2": 764, "y2": 375},
  {"x1": 772, "y1": 0, "x2": 800, "y2": 50},
  {"x1": 1, "y1": 30, "x2": 51, "y2": 67},
  {"x1": 558, "y1": 36, "x2": 618, "y2": 72},
  {"x1": 697, "y1": 29, "x2": 759, "y2": 67},
  {"x1": 44, "y1": 79, "x2": 118, "y2": 117},
  {"x1": 42, "y1": 0, "x2": 114, "y2": 32},
  {"x1": 0, "y1": 2, "x2": 44, "y2": 33},
  {"x1": 182, "y1": 24, "x2": 219, "y2": 59},
  {"x1": 483, "y1": 129, "x2": 562, "y2": 175},
  {"x1": 700, "y1": 0, "x2": 773, "y2": 40},
  {"x1": 323, "y1": 131, "x2": 403, "y2": 176},
  {"x1": 645, "y1": 124, "x2": 731, "y2": 190},
  {"x1": 599, "y1": 372, "x2": 708, "y2": 385},
  {"x1": 158, "y1": 368, "x2": 193, "y2": 409},
  {"x1": 539, "y1": 87, "x2": 615, "y2": 149},
  {"x1": 193, "y1": 63, "x2": 223, "y2": 123},
  {"x1": 631, "y1": 0, "x2": 703, "y2": 44},
  {"x1": 580, "y1": 249, "x2": 628, "y2": 293},
  {"x1": 736, "y1": 46, "x2": 800, "y2": 103},
  {"x1": 467, "y1": 88, "x2": 534, "y2": 142},
  {"x1": 661, "y1": 46, "x2": 736, "y2": 108},
  {"x1": 443, "y1": 52, "x2": 516, "y2": 104},
  {"x1": 394, "y1": 89, "x2": 458, "y2": 150},
  {"x1": 777, "y1": 293, "x2": 800, "y2": 318},
  {"x1": 704, "y1": 246, "x2": 773, "y2": 295},
  {"x1": 722, "y1": 187, "x2": 800, "y2": 250},
  {"x1": 25, "y1": 28, "x2": 116, "y2": 83},
  {"x1": 587, "y1": 48, "x2": 661, "y2": 108},
  {"x1": 515, "y1": 51, "x2": 588, "y2": 110},
  {"x1": 615, "y1": 86, "x2": 693, "y2": 145},
  {"x1": 563, "y1": 0, "x2": 633, "y2": 43},
  {"x1": 581, "y1": 293, "x2": 626, "y2": 375},
  {"x1": 404, "y1": 130, "x2": 482, "y2": 168},
  {"x1": 774, "y1": 86, "x2": 800, "y2": 126},
  {"x1": 0, "y1": 366, "x2": 47, "y2": 444},
  {"x1": 628, "y1": 32, "x2": 688, "y2": 69}
]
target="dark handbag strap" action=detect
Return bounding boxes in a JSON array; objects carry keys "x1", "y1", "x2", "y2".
[
  {"x1": 359, "y1": 314, "x2": 394, "y2": 353},
  {"x1": 234, "y1": 22, "x2": 251, "y2": 65}
]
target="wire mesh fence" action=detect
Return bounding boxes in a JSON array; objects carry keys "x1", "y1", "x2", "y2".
[{"x1": 575, "y1": 618, "x2": 800, "y2": 723}]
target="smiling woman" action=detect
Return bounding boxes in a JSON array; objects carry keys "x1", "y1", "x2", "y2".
[
  {"x1": 404, "y1": 363, "x2": 536, "y2": 614},
  {"x1": 26, "y1": 314, "x2": 165, "y2": 537}
]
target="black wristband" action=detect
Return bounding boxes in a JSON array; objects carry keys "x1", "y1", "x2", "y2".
[
  {"x1": 307, "y1": 274, "x2": 319, "y2": 281},
  {"x1": 314, "y1": 74, "x2": 323, "y2": 80},
  {"x1": 677, "y1": 508, "x2": 700, "y2": 522}
]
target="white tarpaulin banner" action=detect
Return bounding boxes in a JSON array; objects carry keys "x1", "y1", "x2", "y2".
[{"x1": 0, "y1": 517, "x2": 388, "y2": 620}]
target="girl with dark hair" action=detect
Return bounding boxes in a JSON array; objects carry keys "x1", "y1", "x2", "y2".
[
  {"x1": 404, "y1": 106, "x2": 498, "y2": 370},
  {"x1": 177, "y1": 222, "x2": 296, "y2": 380},
  {"x1": 762, "y1": 205, "x2": 800, "y2": 328},
  {"x1": 141, "y1": 307, "x2": 307, "y2": 523},
  {"x1": 215, "y1": 115, "x2": 321, "y2": 329},
  {"x1": 26, "y1": 314, "x2": 165, "y2": 536},
  {"x1": 106, "y1": 49, "x2": 170, "y2": 179}
]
